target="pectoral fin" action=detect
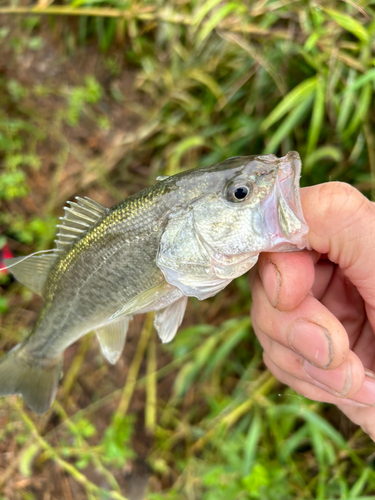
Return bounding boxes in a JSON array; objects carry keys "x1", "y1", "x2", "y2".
[
  {"x1": 158, "y1": 265, "x2": 231, "y2": 299},
  {"x1": 154, "y1": 296, "x2": 188, "y2": 343},
  {"x1": 95, "y1": 317, "x2": 131, "y2": 364},
  {"x1": 109, "y1": 282, "x2": 173, "y2": 321}
]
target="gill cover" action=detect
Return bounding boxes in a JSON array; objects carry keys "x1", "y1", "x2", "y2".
[{"x1": 156, "y1": 208, "x2": 258, "y2": 300}]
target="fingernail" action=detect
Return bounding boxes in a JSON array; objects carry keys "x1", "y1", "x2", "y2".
[
  {"x1": 288, "y1": 319, "x2": 334, "y2": 368},
  {"x1": 303, "y1": 359, "x2": 352, "y2": 396},
  {"x1": 261, "y1": 261, "x2": 281, "y2": 307}
]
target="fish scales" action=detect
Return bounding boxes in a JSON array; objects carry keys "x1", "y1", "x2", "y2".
[{"x1": 0, "y1": 152, "x2": 309, "y2": 413}]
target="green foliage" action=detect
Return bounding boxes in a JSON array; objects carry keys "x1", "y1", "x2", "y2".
[
  {"x1": 65, "y1": 75, "x2": 104, "y2": 126},
  {"x1": 0, "y1": 112, "x2": 43, "y2": 202},
  {"x1": 1, "y1": 1, "x2": 375, "y2": 499},
  {"x1": 100, "y1": 414, "x2": 135, "y2": 468}
]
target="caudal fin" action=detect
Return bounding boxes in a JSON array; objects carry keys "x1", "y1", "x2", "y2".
[{"x1": 0, "y1": 344, "x2": 63, "y2": 414}]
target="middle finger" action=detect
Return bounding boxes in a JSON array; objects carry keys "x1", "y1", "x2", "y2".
[{"x1": 251, "y1": 272, "x2": 349, "y2": 370}]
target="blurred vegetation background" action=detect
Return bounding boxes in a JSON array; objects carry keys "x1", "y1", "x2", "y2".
[{"x1": 0, "y1": 0, "x2": 375, "y2": 499}]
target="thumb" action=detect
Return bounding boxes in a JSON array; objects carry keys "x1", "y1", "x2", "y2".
[{"x1": 302, "y1": 182, "x2": 375, "y2": 308}]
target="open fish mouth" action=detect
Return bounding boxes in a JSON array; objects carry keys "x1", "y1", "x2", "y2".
[{"x1": 263, "y1": 151, "x2": 309, "y2": 251}]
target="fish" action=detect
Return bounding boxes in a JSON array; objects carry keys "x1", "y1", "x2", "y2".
[{"x1": 0, "y1": 151, "x2": 309, "y2": 414}]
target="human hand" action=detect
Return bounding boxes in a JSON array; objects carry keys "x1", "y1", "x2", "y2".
[{"x1": 250, "y1": 182, "x2": 375, "y2": 440}]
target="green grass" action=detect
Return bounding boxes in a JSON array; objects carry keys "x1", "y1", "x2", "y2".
[{"x1": 0, "y1": 1, "x2": 375, "y2": 499}]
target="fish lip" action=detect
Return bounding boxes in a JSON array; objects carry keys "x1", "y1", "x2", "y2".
[
  {"x1": 278, "y1": 151, "x2": 303, "y2": 213},
  {"x1": 276, "y1": 151, "x2": 309, "y2": 248},
  {"x1": 261, "y1": 151, "x2": 309, "y2": 251}
]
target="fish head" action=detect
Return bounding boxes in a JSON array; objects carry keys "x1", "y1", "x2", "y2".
[
  {"x1": 157, "y1": 151, "x2": 309, "y2": 299},
  {"x1": 191, "y1": 150, "x2": 308, "y2": 257}
]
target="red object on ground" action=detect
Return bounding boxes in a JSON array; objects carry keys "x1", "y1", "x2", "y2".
[{"x1": 0, "y1": 242, "x2": 13, "y2": 274}]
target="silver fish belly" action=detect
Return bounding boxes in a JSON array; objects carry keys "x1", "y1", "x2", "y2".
[{"x1": 0, "y1": 151, "x2": 309, "y2": 413}]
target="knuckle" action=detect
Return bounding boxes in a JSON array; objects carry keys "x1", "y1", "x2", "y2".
[{"x1": 317, "y1": 182, "x2": 366, "y2": 222}]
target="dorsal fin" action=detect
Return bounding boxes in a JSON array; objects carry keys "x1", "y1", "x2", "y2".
[
  {"x1": 55, "y1": 196, "x2": 108, "y2": 252},
  {"x1": 2, "y1": 197, "x2": 108, "y2": 295},
  {"x1": 4, "y1": 251, "x2": 57, "y2": 296}
]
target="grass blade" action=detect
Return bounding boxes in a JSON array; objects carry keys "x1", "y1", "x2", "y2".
[
  {"x1": 197, "y1": 3, "x2": 240, "y2": 45},
  {"x1": 306, "y1": 76, "x2": 326, "y2": 156},
  {"x1": 202, "y1": 318, "x2": 250, "y2": 378},
  {"x1": 260, "y1": 77, "x2": 317, "y2": 131},
  {"x1": 187, "y1": 68, "x2": 224, "y2": 100},
  {"x1": 343, "y1": 83, "x2": 372, "y2": 139},
  {"x1": 324, "y1": 8, "x2": 370, "y2": 43},
  {"x1": 343, "y1": 68, "x2": 375, "y2": 94},
  {"x1": 263, "y1": 95, "x2": 314, "y2": 154},
  {"x1": 304, "y1": 145, "x2": 343, "y2": 173},
  {"x1": 242, "y1": 412, "x2": 262, "y2": 476},
  {"x1": 167, "y1": 135, "x2": 206, "y2": 174},
  {"x1": 337, "y1": 68, "x2": 356, "y2": 132},
  {"x1": 192, "y1": 0, "x2": 224, "y2": 27}
]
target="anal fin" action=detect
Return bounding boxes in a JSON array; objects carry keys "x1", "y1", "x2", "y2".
[{"x1": 95, "y1": 317, "x2": 131, "y2": 365}]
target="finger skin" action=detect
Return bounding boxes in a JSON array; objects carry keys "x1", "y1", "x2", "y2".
[
  {"x1": 302, "y1": 183, "x2": 375, "y2": 332},
  {"x1": 263, "y1": 353, "x2": 370, "y2": 408},
  {"x1": 251, "y1": 273, "x2": 349, "y2": 369},
  {"x1": 311, "y1": 259, "x2": 335, "y2": 300},
  {"x1": 257, "y1": 251, "x2": 317, "y2": 311},
  {"x1": 258, "y1": 331, "x2": 365, "y2": 400},
  {"x1": 338, "y1": 404, "x2": 375, "y2": 441}
]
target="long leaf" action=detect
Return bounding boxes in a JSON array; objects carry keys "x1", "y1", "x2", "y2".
[
  {"x1": 261, "y1": 77, "x2": 317, "y2": 131},
  {"x1": 306, "y1": 76, "x2": 326, "y2": 156},
  {"x1": 343, "y1": 68, "x2": 375, "y2": 94},
  {"x1": 264, "y1": 95, "x2": 314, "y2": 154},
  {"x1": 197, "y1": 3, "x2": 241, "y2": 45},
  {"x1": 187, "y1": 68, "x2": 224, "y2": 99},
  {"x1": 343, "y1": 83, "x2": 372, "y2": 139},
  {"x1": 167, "y1": 135, "x2": 206, "y2": 174},
  {"x1": 304, "y1": 145, "x2": 343, "y2": 173},
  {"x1": 337, "y1": 68, "x2": 356, "y2": 132},
  {"x1": 242, "y1": 412, "x2": 262, "y2": 476},
  {"x1": 202, "y1": 318, "x2": 250, "y2": 378},
  {"x1": 324, "y1": 8, "x2": 370, "y2": 43},
  {"x1": 192, "y1": 0, "x2": 224, "y2": 27}
]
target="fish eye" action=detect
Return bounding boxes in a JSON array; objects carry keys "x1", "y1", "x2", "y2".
[{"x1": 225, "y1": 181, "x2": 253, "y2": 203}]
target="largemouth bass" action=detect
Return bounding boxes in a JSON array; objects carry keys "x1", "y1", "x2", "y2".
[{"x1": 0, "y1": 151, "x2": 308, "y2": 413}]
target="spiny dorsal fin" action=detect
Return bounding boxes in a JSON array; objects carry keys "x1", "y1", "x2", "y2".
[
  {"x1": 55, "y1": 196, "x2": 108, "y2": 252},
  {"x1": 4, "y1": 251, "x2": 57, "y2": 296},
  {"x1": 2, "y1": 197, "x2": 108, "y2": 294}
]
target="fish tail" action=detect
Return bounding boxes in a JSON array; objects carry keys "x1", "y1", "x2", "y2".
[{"x1": 0, "y1": 343, "x2": 63, "y2": 414}]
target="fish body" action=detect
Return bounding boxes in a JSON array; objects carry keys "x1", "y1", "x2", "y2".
[{"x1": 0, "y1": 151, "x2": 309, "y2": 413}]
